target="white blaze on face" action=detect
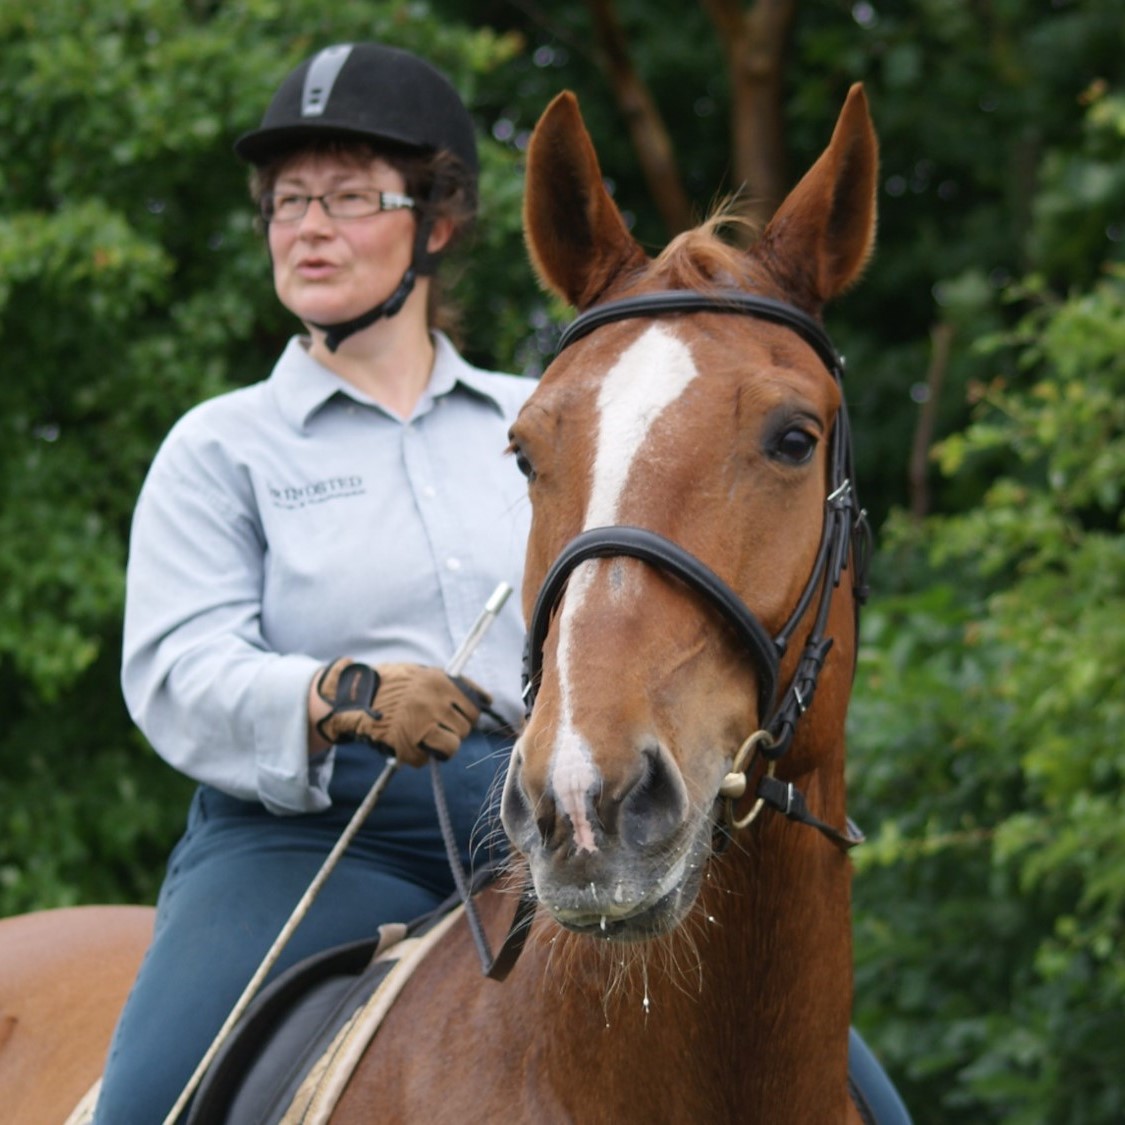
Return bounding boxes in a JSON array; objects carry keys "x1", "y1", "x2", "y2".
[{"x1": 548, "y1": 325, "x2": 699, "y2": 852}]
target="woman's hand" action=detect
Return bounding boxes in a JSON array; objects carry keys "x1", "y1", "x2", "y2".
[{"x1": 310, "y1": 660, "x2": 489, "y2": 767}]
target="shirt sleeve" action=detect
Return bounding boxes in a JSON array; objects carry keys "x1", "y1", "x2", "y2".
[{"x1": 121, "y1": 432, "x2": 333, "y2": 814}]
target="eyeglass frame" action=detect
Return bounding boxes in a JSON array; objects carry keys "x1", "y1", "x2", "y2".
[{"x1": 260, "y1": 189, "x2": 416, "y2": 223}]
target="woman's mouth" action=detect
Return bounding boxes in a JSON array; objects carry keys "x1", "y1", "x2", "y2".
[{"x1": 295, "y1": 258, "x2": 337, "y2": 279}]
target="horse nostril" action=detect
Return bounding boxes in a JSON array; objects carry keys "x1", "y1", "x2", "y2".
[
  {"x1": 501, "y1": 753, "x2": 568, "y2": 855},
  {"x1": 535, "y1": 808, "x2": 557, "y2": 848},
  {"x1": 615, "y1": 746, "x2": 689, "y2": 852},
  {"x1": 504, "y1": 743, "x2": 687, "y2": 857},
  {"x1": 500, "y1": 755, "x2": 540, "y2": 854}
]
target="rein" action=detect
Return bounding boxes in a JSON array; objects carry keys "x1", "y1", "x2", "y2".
[{"x1": 523, "y1": 289, "x2": 870, "y2": 851}]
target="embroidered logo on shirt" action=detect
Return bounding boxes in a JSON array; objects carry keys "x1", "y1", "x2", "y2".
[{"x1": 268, "y1": 476, "x2": 365, "y2": 509}]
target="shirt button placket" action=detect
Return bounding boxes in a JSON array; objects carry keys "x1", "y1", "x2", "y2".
[{"x1": 403, "y1": 421, "x2": 466, "y2": 651}]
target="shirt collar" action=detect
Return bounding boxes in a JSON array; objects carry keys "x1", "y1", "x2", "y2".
[{"x1": 270, "y1": 332, "x2": 509, "y2": 432}]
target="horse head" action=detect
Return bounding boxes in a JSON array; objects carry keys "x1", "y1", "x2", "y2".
[{"x1": 501, "y1": 87, "x2": 878, "y2": 943}]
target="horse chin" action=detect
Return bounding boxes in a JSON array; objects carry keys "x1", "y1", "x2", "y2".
[
  {"x1": 553, "y1": 876, "x2": 702, "y2": 943},
  {"x1": 530, "y1": 815, "x2": 714, "y2": 944}
]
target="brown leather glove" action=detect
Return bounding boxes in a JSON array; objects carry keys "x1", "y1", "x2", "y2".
[{"x1": 314, "y1": 660, "x2": 489, "y2": 768}]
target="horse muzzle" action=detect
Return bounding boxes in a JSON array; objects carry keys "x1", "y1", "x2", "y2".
[{"x1": 500, "y1": 741, "x2": 714, "y2": 940}]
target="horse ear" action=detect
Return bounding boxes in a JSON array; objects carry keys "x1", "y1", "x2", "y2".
[
  {"x1": 758, "y1": 84, "x2": 879, "y2": 309},
  {"x1": 523, "y1": 91, "x2": 648, "y2": 309}
]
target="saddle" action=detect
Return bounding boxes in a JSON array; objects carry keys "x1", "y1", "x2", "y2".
[{"x1": 185, "y1": 900, "x2": 464, "y2": 1125}]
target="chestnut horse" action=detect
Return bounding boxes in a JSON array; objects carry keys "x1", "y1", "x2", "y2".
[{"x1": 0, "y1": 84, "x2": 878, "y2": 1123}]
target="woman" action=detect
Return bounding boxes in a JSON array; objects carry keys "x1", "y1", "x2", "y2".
[{"x1": 95, "y1": 41, "x2": 532, "y2": 1124}]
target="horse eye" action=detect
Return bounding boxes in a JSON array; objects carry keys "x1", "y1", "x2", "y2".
[
  {"x1": 510, "y1": 443, "x2": 536, "y2": 482},
  {"x1": 772, "y1": 428, "x2": 817, "y2": 465}
]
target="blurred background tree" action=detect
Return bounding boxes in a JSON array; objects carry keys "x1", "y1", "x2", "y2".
[{"x1": 1, "y1": 1, "x2": 1121, "y2": 1120}]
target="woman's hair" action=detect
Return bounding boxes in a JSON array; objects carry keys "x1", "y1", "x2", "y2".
[{"x1": 249, "y1": 138, "x2": 478, "y2": 337}]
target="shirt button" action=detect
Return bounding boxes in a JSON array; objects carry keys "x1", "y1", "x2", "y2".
[
  {"x1": 422, "y1": 485, "x2": 436, "y2": 498},
  {"x1": 446, "y1": 557, "x2": 462, "y2": 571}
]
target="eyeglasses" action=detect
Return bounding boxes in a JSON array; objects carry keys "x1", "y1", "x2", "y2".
[{"x1": 260, "y1": 189, "x2": 416, "y2": 223}]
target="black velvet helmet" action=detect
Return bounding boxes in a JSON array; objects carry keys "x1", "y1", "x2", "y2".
[{"x1": 234, "y1": 42, "x2": 478, "y2": 179}]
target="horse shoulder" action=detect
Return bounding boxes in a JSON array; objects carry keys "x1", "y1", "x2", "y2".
[{"x1": 0, "y1": 905, "x2": 153, "y2": 1122}]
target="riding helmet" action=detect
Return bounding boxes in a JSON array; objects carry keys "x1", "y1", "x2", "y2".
[{"x1": 234, "y1": 41, "x2": 478, "y2": 178}]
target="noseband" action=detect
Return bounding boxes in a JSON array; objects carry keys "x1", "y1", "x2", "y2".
[{"x1": 521, "y1": 289, "x2": 870, "y2": 850}]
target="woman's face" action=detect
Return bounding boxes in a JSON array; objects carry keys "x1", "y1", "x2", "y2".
[{"x1": 267, "y1": 151, "x2": 417, "y2": 329}]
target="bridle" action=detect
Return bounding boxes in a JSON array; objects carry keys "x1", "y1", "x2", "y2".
[
  {"x1": 456, "y1": 289, "x2": 869, "y2": 983},
  {"x1": 521, "y1": 289, "x2": 871, "y2": 851}
]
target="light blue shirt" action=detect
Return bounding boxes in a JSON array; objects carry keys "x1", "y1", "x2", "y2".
[{"x1": 122, "y1": 333, "x2": 534, "y2": 814}]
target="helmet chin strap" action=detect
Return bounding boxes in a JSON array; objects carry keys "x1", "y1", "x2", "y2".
[{"x1": 309, "y1": 266, "x2": 417, "y2": 352}]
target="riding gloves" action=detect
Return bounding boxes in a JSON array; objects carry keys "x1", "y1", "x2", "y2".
[{"x1": 315, "y1": 660, "x2": 489, "y2": 768}]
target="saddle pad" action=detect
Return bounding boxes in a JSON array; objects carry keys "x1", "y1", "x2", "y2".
[{"x1": 278, "y1": 906, "x2": 463, "y2": 1124}]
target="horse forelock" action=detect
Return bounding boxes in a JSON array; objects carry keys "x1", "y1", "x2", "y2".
[{"x1": 641, "y1": 208, "x2": 780, "y2": 301}]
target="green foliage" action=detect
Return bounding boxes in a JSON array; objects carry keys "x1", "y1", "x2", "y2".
[
  {"x1": 1031, "y1": 87, "x2": 1125, "y2": 284},
  {"x1": 849, "y1": 267, "x2": 1125, "y2": 1122},
  {"x1": 0, "y1": 645, "x2": 196, "y2": 911},
  {"x1": 794, "y1": 0, "x2": 1125, "y2": 522}
]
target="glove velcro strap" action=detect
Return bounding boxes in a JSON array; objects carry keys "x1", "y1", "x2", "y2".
[{"x1": 315, "y1": 660, "x2": 384, "y2": 743}]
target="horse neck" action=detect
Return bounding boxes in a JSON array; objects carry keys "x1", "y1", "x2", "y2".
[
  {"x1": 523, "y1": 740, "x2": 855, "y2": 1120},
  {"x1": 705, "y1": 755, "x2": 854, "y2": 1102}
]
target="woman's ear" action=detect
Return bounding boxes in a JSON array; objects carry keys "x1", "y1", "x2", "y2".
[{"x1": 426, "y1": 215, "x2": 456, "y2": 256}]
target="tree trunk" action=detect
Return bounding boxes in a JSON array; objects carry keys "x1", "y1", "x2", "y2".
[
  {"x1": 909, "y1": 321, "x2": 955, "y2": 521},
  {"x1": 583, "y1": 0, "x2": 695, "y2": 236},
  {"x1": 703, "y1": 0, "x2": 798, "y2": 231}
]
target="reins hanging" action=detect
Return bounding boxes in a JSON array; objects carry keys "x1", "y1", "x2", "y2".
[{"x1": 429, "y1": 756, "x2": 537, "y2": 981}]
